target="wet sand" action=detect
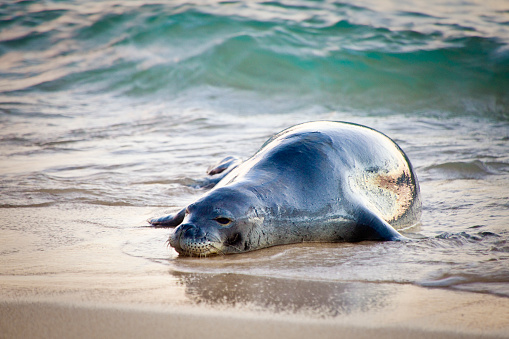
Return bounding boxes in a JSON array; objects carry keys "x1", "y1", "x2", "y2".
[
  {"x1": 1, "y1": 294, "x2": 508, "y2": 339},
  {"x1": 2, "y1": 276, "x2": 509, "y2": 339}
]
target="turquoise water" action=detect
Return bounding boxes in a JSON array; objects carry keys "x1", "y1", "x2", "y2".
[
  {"x1": 2, "y1": 0, "x2": 508, "y2": 117},
  {"x1": 1, "y1": 0, "x2": 509, "y2": 308}
]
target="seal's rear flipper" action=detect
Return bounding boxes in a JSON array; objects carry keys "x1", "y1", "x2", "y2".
[
  {"x1": 199, "y1": 156, "x2": 242, "y2": 188},
  {"x1": 347, "y1": 207, "x2": 406, "y2": 242},
  {"x1": 148, "y1": 207, "x2": 185, "y2": 227},
  {"x1": 207, "y1": 156, "x2": 242, "y2": 175}
]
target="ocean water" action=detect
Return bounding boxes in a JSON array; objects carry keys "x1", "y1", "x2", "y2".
[{"x1": 1, "y1": 0, "x2": 509, "y2": 313}]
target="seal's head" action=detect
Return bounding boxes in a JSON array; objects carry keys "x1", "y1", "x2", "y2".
[{"x1": 169, "y1": 187, "x2": 261, "y2": 256}]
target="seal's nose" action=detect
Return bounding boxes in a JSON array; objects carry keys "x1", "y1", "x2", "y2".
[
  {"x1": 169, "y1": 223, "x2": 203, "y2": 250},
  {"x1": 179, "y1": 223, "x2": 205, "y2": 240}
]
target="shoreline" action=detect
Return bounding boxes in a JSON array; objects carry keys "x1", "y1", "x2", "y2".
[{"x1": 1, "y1": 206, "x2": 508, "y2": 339}]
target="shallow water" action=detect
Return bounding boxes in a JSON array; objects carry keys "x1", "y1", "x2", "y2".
[{"x1": 1, "y1": 0, "x2": 509, "y2": 312}]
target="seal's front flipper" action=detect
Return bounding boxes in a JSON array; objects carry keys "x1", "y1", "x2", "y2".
[
  {"x1": 148, "y1": 207, "x2": 186, "y2": 227},
  {"x1": 347, "y1": 206, "x2": 405, "y2": 242}
]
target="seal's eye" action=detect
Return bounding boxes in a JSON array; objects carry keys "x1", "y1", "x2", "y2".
[{"x1": 214, "y1": 217, "x2": 232, "y2": 225}]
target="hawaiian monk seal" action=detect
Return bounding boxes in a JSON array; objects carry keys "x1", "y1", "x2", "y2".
[{"x1": 149, "y1": 121, "x2": 421, "y2": 257}]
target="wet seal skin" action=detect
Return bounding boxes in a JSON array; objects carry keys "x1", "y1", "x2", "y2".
[{"x1": 149, "y1": 121, "x2": 421, "y2": 257}]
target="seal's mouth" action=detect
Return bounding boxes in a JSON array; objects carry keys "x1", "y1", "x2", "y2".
[{"x1": 169, "y1": 224, "x2": 223, "y2": 257}]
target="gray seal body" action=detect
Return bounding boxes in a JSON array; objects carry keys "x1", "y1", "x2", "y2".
[{"x1": 149, "y1": 121, "x2": 421, "y2": 256}]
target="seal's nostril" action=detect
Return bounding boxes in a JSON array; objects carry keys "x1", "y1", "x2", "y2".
[{"x1": 180, "y1": 223, "x2": 205, "y2": 239}]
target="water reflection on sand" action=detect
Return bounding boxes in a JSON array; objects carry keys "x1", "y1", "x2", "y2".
[{"x1": 170, "y1": 270, "x2": 394, "y2": 316}]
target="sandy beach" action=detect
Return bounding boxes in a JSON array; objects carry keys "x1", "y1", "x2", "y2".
[
  {"x1": 2, "y1": 271, "x2": 509, "y2": 339},
  {"x1": 2, "y1": 293, "x2": 509, "y2": 339}
]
